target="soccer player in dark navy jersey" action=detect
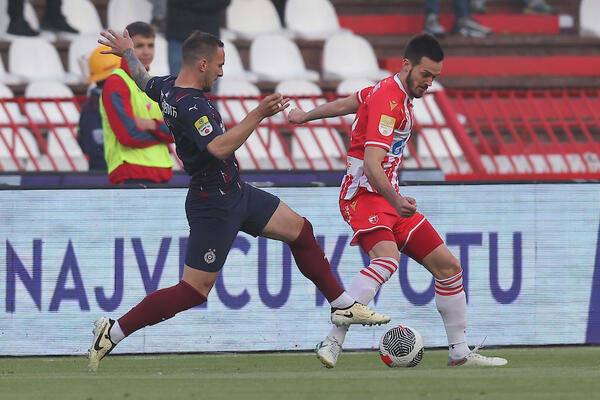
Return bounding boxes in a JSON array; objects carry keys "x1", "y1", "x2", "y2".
[{"x1": 88, "y1": 29, "x2": 391, "y2": 372}]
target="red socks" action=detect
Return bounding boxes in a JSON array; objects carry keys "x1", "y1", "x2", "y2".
[
  {"x1": 118, "y1": 280, "x2": 207, "y2": 337},
  {"x1": 288, "y1": 218, "x2": 345, "y2": 302}
]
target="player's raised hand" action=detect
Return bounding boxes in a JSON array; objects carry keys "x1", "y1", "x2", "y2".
[
  {"x1": 256, "y1": 93, "x2": 290, "y2": 118},
  {"x1": 396, "y1": 196, "x2": 417, "y2": 218},
  {"x1": 98, "y1": 29, "x2": 134, "y2": 58},
  {"x1": 288, "y1": 108, "x2": 307, "y2": 124}
]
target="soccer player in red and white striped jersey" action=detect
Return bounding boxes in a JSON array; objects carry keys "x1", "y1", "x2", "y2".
[{"x1": 289, "y1": 34, "x2": 507, "y2": 368}]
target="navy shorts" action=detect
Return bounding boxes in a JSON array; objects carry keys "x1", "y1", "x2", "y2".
[{"x1": 185, "y1": 183, "x2": 280, "y2": 272}]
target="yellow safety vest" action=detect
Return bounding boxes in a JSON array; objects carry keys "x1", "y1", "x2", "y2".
[{"x1": 100, "y1": 68, "x2": 173, "y2": 174}]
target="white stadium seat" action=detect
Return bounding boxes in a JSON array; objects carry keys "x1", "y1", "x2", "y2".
[
  {"x1": 580, "y1": 0, "x2": 600, "y2": 37},
  {"x1": 249, "y1": 34, "x2": 319, "y2": 82},
  {"x1": 285, "y1": 0, "x2": 348, "y2": 40},
  {"x1": 222, "y1": 38, "x2": 258, "y2": 82},
  {"x1": 9, "y1": 37, "x2": 79, "y2": 83},
  {"x1": 322, "y1": 32, "x2": 391, "y2": 81},
  {"x1": 226, "y1": 0, "x2": 292, "y2": 40},
  {"x1": 68, "y1": 34, "x2": 102, "y2": 82},
  {"x1": 0, "y1": 55, "x2": 24, "y2": 85},
  {"x1": 24, "y1": 81, "x2": 79, "y2": 124},
  {"x1": 336, "y1": 78, "x2": 376, "y2": 95},
  {"x1": 107, "y1": 0, "x2": 152, "y2": 32},
  {"x1": 216, "y1": 78, "x2": 291, "y2": 170},
  {"x1": 0, "y1": 83, "x2": 27, "y2": 125},
  {"x1": 151, "y1": 34, "x2": 171, "y2": 76},
  {"x1": 62, "y1": 0, "x2": 103, "y2": 35}
]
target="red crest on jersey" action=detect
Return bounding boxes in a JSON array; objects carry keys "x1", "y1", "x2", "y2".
[{"x1": 368, "y1": 215, "x2": 379, "y2": 224}]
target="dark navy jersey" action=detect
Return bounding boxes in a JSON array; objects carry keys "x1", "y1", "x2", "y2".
[{"x1": 145, "y1": 75, "x2": 242, "y2": 195}]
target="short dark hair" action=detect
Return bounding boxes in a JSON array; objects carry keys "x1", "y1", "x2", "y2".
[
  {"x1": 404, "y1": 34, "x2": 444, "y2": 66},
  {"x1": 181, "y1": 31, "x2": 224, "y2": 66},
  {"x1": 125, "y1": 21, "x2": 155, "y2": 38}
]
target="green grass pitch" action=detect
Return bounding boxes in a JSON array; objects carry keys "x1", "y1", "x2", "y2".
[{"x1": 1, "y1": 347, "x2": 599, "y2": 400}]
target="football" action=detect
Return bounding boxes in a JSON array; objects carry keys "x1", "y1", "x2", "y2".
[{"x1": 379, "y1": 325, "x2": 424, "y2": 368}]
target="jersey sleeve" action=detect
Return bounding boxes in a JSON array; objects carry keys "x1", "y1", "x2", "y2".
[
  {"x1": 356, "y1": 86, "x2": 373, "y2": 104},
  {"x1": 144, "y1": 76, "x2": 169, "y2": 103},
  {"x1": 180, "y1": 100, "x2": 224, "y2": 152},
  {"x1": 364, "y1": 89, "x2": 404, "y2": 151}
]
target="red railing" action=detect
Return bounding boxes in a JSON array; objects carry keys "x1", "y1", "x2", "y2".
[{"x1": 0, "y1": 91, "x2": 598, "y2": 180}]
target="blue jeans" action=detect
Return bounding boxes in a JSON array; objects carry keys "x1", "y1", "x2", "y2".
[{"x1": 425, "y1": 0, "x2": 470, "y2": 18}]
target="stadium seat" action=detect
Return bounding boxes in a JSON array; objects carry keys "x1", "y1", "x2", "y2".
[
  {"x1": 24, "y1": 81, "x2": 79, "y2": 125},
  {"x1": 322, "y1": 32, "x2": 391, "y2": 81},
  {"x1": 68, "y1": 34, "x2": 102, "y2": 82},
  {"x1": 336, "y1": 78, "x2": 376, "y2": 95},
  {"x1": 0, "y1": 55, "x2": 24, "y2": 85},
  {"x1": 0, "y1": 127, "x2": 40, "y2": 171},
  {"x1": 107, "y1": 0, "x2": 152, "y2": 32},
  {"x1": 580, "y1": 0, "x2": 600, "y2": 37},
  {"x1": 0, "y1": 83, "x2": 27, "y2": 125},
  {"x1": 0, "y1": 0, "x2": 47, "y2": 40},
  {"x1": 62, "y1": 0, "x2": 103, "y2": 35},
  {"x1": 222, "y1": 39, "x2": 258, "y2": 82},
  {"x1": 151, "y1": 34, "x2": 171, "y2": 76},
  {"x1": 9, "y1": 37, "x2": 79, "y2": 83},
  {"x1": 225, "y1": 0, "x2": 292, "y2": 40},
  {"x1": 274, "y1": 80, "x2": 346, "y2": 170},
  {"x1": 249, "y1": 34, "x2": 319, "y2": 82},
  {"x1": 44, "y1": 127, "x2": 88, "y2": 171},
  {"x1": 284, "y1": 0, "x2": 348, "y2": 40},
  {"x1": 216, "y1": 78, "x2": 291, "y2": 170}
]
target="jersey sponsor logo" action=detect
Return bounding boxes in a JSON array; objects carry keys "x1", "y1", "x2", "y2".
[
  {"x1": 195, "y1": 116, "x2": 213, "y2": 136},
  {"x1": 389, "y1": 100, "x2": 399, "y2": 111},
  {"x1": 392, "y1": 139, "x2": 407, "y2": 155},
  {"x1": 204, "y1": 249, "x2": 216, "y2": 264},
  {"x1": 378, "y1": 115, "x2": 396, "y2": 136}
]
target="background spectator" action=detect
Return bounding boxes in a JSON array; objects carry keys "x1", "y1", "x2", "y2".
[
  {"x1": 471, "y1": 0, "x2": 554, "y2": 14},
  {"x1": 77, "y1": 46, "x2": 120, "y2": 171},
  {"x1": 423, "y1": 0, "x2": 491, "y2": 38},
  {"x1": 100, "y1": 21, "x2": 174, "y2": 185},
  {"x1": 6, "y1": 0, "x2": 78, "y2": 36},
  {"x1": 165, "y1": 0, "x2": 230, "y2": 76}
]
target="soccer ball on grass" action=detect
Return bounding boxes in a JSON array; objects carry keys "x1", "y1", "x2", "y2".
[{"x1": 379, "y1": 325, "x2": 424, "y2": 367}]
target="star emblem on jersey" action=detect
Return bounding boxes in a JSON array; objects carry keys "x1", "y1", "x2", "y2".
[
  {"x1": 350, "y1": 200, "x2": 358, "y2": 211},
  {"x1": 204, "y1": 249, "x2": 216, "y2": 264},
  {"x1": 378, "y1": 115, "x2": 396, "y2": 136},
  {"x1": 195, "y1": 116, "x2": 213, "y2": 136},
  {"x1": 389, "y1": 100, "x2": 399, "y2": 111}
]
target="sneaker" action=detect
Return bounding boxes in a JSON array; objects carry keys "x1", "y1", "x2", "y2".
[
  {"x1": 471, "y1": 0, "x2": 487, "y2": 14},
  {"x1": 88, "y1": 317, "x2": 117, "y2": 372},
  {"x1": 40, "y1": 15, "x2": 79, "y2": 33},
  {"x1": 448, "y1": 345, "x2": 507, "y2": 367},
  {"x1": 7, "y1": 18, "x2": 39, "y2": 36},
  {"x1": 423, "y1": 13, "x2": 446, "y2": 38},
  {"x1": 316, "y1": 338, "x2": 342, "y2": 368},
  {"x1": 330, "y1": 302, "x2": 390, "y2": 327},
  {"x1": 523, "y1": 0, "x2": 553, "y2": 14},
  {"x1": 453, "y1": 17, "x2": 492, "y2": 38}
]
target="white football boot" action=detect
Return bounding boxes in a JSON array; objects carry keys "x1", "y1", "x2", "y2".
[
  {"x1": 88, "y1": 317, "x2": 117, "y2": 372},
  {"x1": 330, "y1": 302, "x2": 390, "y2": 327},
  {"x1": 448, "y1": 344, "x2": 507, "y2": 367},
  {"x1": 316, "y1": 338, "x2": 342, "y2": 368}
]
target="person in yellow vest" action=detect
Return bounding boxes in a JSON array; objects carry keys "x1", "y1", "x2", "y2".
[{"x1": 100, "y1": 21, "x2": 174, "y2": 184}]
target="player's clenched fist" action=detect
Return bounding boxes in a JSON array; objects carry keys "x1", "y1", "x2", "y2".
[
  {"x1": 395, "y1": 196, "x2": 417, "y2": 218},
  {"x1": 288, "y1": 108, "x2": 307, "y2": 124}
]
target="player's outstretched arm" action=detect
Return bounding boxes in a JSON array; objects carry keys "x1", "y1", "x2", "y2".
[
  {"x1": 288, "y1": 94, "x2": 359, "y2": 124},
  {"x1": 206, "y1": 93, "x2": 290, "y2": 160},
  {"x1": 98, "y1": 29, "x2": 151, "y2": 91}
]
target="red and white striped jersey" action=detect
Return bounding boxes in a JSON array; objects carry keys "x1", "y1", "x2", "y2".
[{"x1": 339, "y1": 74, "x2": 414, "y2": 200}]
